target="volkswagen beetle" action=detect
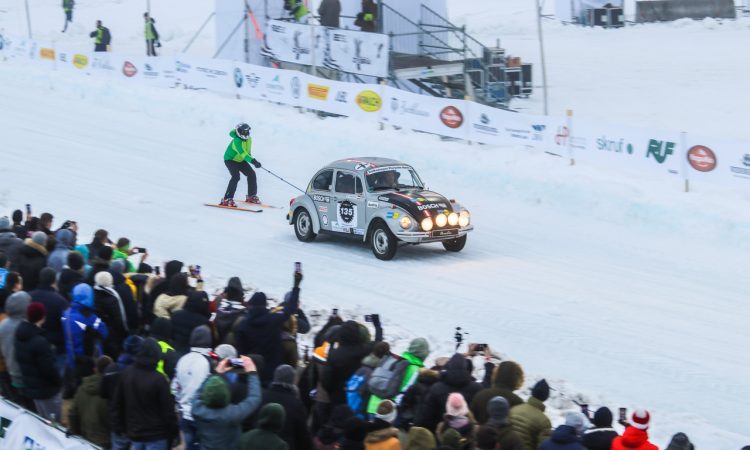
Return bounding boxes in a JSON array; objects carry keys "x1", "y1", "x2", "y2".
[{"x1": 287, "y1": 157, "x2": 473, "y2": 260}]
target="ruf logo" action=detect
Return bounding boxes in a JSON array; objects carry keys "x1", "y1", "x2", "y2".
[{"x1": 646, "y1": 139, "x2": 675, "y2": 164}]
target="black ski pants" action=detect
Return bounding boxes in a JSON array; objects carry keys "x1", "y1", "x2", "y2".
[
  {"x1": 146, "y1": 39, "x2": 157, "y2": 57},
  {"x1": 224, "y1": 160, "x2": 257, "y2": 199}
]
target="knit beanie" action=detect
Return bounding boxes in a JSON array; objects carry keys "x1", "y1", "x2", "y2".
[
  {"x1": 110, "y1": 259, "x2": 126, "y2": 274},
  {"x1": 38, "y1": 267, "x2": 57, "y2": 287},
  {"x1": 593, "y1": 407, "x2": 613, "y2": 428},
  {"x1": 407, "y1": 337, "x2": 430, "y2": 361},
  {"x1": 666, "y1": 432, "x2": 694, "y2": 450},
  {"x1": 375, "y1": 399, "x2": 397, "y2": 424},
  {"x1": 406, "y1": 426, "x2": 437, "y2": 450},
  {"x1": 372, "y1": 341, "x2": 390, "y2": 358},
  {"x1": 31, "y1": 231, "x2": 47, "y2": 247},
  {"x1": 214, "y1": 344, "x2": 237, "y2": 360},
  {"x1": 0, "y1": 217, "x2": 10, "y2": 230},
  {"x1": 564, "y1": 411, "x2": 588, "y2": 434},
  {"x1": 273, "y1": 364, "x2": 296, "y2": 386},
  {"x1": 531, "y1": 378, "x2": 550, "y2": 402},
  {"x1": 201, "y1": 376, "x2": 230, "y2": 408},
  {"x1": 27, "y1": 302, "x2": 47, "y2": 323},
  {"x1": 631, "y1": 409, "x2": 651, "y2": 430},
  {"x1": 189, "y1": 325, "x2": 212, "y2": 348},
  {"x1": 95, "y1": 271, "x2": 114, "y2": 288},
  {"x1": 249, "y1": 291, "x2": 267, "y2": 308},
  {"x1": 439, "y1": 428, "x2": 462, "y2": 450},
  {"x1": 487, "y1": 396, "x2": 510, "y2": 426},
  {"x1": 12, "y1": 210, "x2": 23, "y2": 224},
  {"x1": 445, "y1": 392, "x2": 469, "y2": 417},
  {"x1": 123, "y1": 335, "x2": 144, "y2": 356}
]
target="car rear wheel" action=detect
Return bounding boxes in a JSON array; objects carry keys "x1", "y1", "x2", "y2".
[
  {"x1": 370, "y1": 222, "x2": 398, "y2": 260},
  {"x1": 294, "y1": 208, "x2": 316, "y2": 242},
  {"x1": 442, "y1": 234, "x2": 467, "y2": 252}
]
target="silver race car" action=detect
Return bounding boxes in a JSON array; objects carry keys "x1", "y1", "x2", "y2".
[{"x1": 287, "y1": 157, "x2": 473, "y2": 260}]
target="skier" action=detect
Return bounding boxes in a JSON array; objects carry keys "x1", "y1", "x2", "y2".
[{"x1": 221, "y1": 123, "x2": 262, "y2": 207}]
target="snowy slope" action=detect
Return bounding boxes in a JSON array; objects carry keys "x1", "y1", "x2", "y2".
[{"x1": 2, "y1": 1, "x2": 750, "y2": 448}]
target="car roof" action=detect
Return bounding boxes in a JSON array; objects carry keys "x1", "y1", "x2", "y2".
[{"x1": 325, "y1": 157, "x2": 410, "y2": 172}]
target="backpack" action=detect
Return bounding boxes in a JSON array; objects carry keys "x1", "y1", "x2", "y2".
[
  {"x1": 346, "y1": 366, "x2": 373, "y2": 418},
  {"x1": 102, "y1": 27, "x2": 112, "y2": 46},
  {"x1": 367, "y1": 355, "x2": 409, "y2": 399}
]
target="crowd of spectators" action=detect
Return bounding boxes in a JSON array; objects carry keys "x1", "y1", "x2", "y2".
[{"x1": 0, "y1": 208, "x2": 739, "y2": 450}]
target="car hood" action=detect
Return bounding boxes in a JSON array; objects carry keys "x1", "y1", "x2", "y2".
[{"x1": 376, "y1": 189, "x2": 453, "y2": 219}]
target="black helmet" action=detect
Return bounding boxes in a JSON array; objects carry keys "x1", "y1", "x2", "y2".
[{"x1": 235, "y1": 123, "x2": 251, "y2": 140}]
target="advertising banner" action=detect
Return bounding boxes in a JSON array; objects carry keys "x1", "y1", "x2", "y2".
[
  {"x1": 54, "y1": 47, "x2": 93, "y2": 75},
  {"x1": 174, "y1": 55, "x2": 236, "y2": 95},
  {"x1": 0, "y1": 399, "x2": 23, "y2": 446},
  {"x1": 2, "y1": 412, "x2": 98, "y2": 449},
  {"x1": 263, "y1": 20, "x2": 324, "y2": 67},
  {"x1": 324, "y1": 28, "x2": 389, "y2": 78},
  {"x1": 297, "y1": 76, "x2": 365, "y2": 117},
  {"x1": 685, "y1": 134, "x2": 750, "y2": 187},
  {"x1": 236, "y1": 63, "x2": 309, "y2": 106},
  {"x1": 382, "y1": 86, "x2": 469, "y2": 140}
]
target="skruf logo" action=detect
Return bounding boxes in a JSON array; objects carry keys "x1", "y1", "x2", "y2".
[
  {"x1": 356, "y1": 90, "x2": 382, "y2": 112},
  {"x1": 234, "y1": 68, "x2": 243, "y2": 88},
  {"x1": 646, "y1": 139, "x2": 675, "y2": 164},
  {"x1": 687, "y1": 145, "x2": 717, "y2": 172},
  {"x1": 122, "y1": 61, "x2": 137, "y2": 77},
  {"x1": 73, "y1": 54, "x2": 89, "y2": 69},
  {"x1": 440, "y1": 106, "x2": 464, "y2": 129}
]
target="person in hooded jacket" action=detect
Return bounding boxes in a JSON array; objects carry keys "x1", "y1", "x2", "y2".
[
  {"x1": 192, "y1": 356, "x2": 263, "y2": 450},
  {"x1": 153, "y1": 272, "x2": 191, "y2": 319},
  {"x1": 15, "y1": 302, "x2": 63, "y2": 420},
  {"x1": 540, "y1": 411, "x2": 587, "y2": 450},
  {"x1": 109, "y1": 260, "x2": 140, "y2": 331},
  {"x1": 239, "y1": 403, "x2": 289, "y2": 450},
  {"x1": 101, "y1": 336, "x2": 142, "y2": 450},
  {"x1": 610, "y1": 409, "x2": 658, "y2": 450},
  {"x1": 413, "y1": 353, "x2": 483, "y2": 432},
  {"x1": 172, "y1": 290, "x2": 211, "y2": 356},
  {"x1": 111, "y1": 337, "x2": 179, "y2": 449},
  {"x1": 0, "y1": 291, "x2": 33, "y2": 409},
  {"x1": 17, "y1": 232, "x2": 49, "y2": 291},
  {"x1": 29, "y1": 267, "x2": 69, "y2": 373},
  {"x1": 62, "y1": 284, "x2": 109, "y2": 387},
  {"x1": 234, "y1": 271, "x2": 302, "y2": 385},
  {"x1": 86, "y1": 245, "x2": 113, "y2": 286},
  {"x1": 582, "y1": 407, "x2": 618, "y2": 450},
  {"x1": 436, "y1": 393, "x2": 477, "y2": 450},
  {"x1": 0, "y1": 216, "x2": 24, "y2": 268},
  {"x1": 485, "y1": 396, "x2": 524, "y2": 450},
  {"x1": 150, "y1": 317, "x2": 178, "y2": 379},
  {"x1": 665, "y1": 432, "x2": 694, "y2": 450},
  {"x1": 510, "y1": 379, "x2": 552, "y2": 450},
  {"x1": 58, "y1": 251, "x2": 85, "y2": 301},
  {"x1": 69, "y1": 355, "x2": 113, "y2": 448},
  {"x1": 93, "y1": 271, "x2": 130, "y2": 359},
  {"x1": 11, "y1": 210, "x2": 27, "y2": 239},
  {"x1": 47, "y1": 228, "x2": 74, "y2": 272},
  {"x1": 470, "y1": 360, "x2": 524, "y2": 424},
  {"x1": 213, "y1": 276, "x2": 247, "y2": 343},
  {"x1": 404, "y1": 426, "x2": 436, "y2": 450},
  {"x1": 171, "y1": 325, "x2": 214, "y2": 450}
]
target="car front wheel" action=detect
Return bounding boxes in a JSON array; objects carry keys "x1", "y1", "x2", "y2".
[
  {"x1": 294, "y1": 208, "x2": 317, "y2": 242},
  {"x1": 442, "y1": 234, "x2": 467, "y2": 252},
  {"x1": 370, "y1": 222, "x2": 398, "y2": 260}
]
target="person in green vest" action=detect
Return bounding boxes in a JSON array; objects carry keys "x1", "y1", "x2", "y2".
[
  {"x1": 62, "y1": 0, "x2": 74, "y2": 33},
  {"x1": 285, "y1": 0, "x2": 309, "y2": 23},
  {"x1": 144, "y1": 13, "x2": 160, "y2": 57},
  {"x1": 89, "y1": 20, "x2": 111, "y2": 52},
  {"x1": 365, "y1": 338, "x2": 430, "y2": 418},
  {"x1": 221, "y1": 123, "x2": 262, "y2": 207}
]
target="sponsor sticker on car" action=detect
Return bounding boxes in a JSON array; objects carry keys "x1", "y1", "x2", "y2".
[{"x1": 431, "y1": 229, "x2": 458, "y2": 238}]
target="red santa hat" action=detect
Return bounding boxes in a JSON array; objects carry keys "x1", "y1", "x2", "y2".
[{"x1": 631, "y1": 408, "x2": 651, "y2": 430}]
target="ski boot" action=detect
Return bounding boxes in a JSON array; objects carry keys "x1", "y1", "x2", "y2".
[
  {"x1": 246, "y1": 195, "x2": 261, "y2": 205},
  {"x1": 220, "y1": 198, "x2": 237, "y2": 207}
]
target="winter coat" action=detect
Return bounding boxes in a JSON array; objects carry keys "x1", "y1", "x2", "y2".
[
  {"x1": 0, "y1": 293, "x2": 31, "y2": 385},
  {"x1": 14, "y1": 321, "x2": 62, "y2": 399},
  {"x1": 234, "y1": 288, "x2": 299, "y2": 384},
  {"x1": 171, "y1": 348, "x2": 212, "y2": 421},
  {"x1": 400, "y1": 368, "x2": 439, "y2": 427},
  {"x1": 256, "y1": 384, "x2": 313, "y2": 450},
  {"x1": 17, "y1": 239, "x2": 48, "y2": 291},
  {"x1": 413, "y1": 354, "x2": 483, "y2": 431},
  {"x1": 192, "y1": 373, "x2": 263, "y2": 450},
  {"x1": 366, "y1": 350, "x2": 425, "y2": 415},
  {"x1": 224, "y1": 129, "x2": 255, "y2": 163},
  {"x1": 357, "y1": 0, "x2": 377, "y2": 32},
  {"x1": 29, "y1": 286, "x2": 68, "y2": 354},
  {"x1": 58, "y1": 269, "x2": 84, "y2": 301},
  {"x1": 62, "y1": 303, "x2": 109, "y2": 369},
  {"x1": 110, "y1": 339, "x2": 179, "y2": 442},
  {"x1": 171, "y1": 291, "x2": 211, "y2": 355},
  {"x1": 583, "y1": 427, "x2": 618, "y2": 450},
  {"x1": 610, "y1": 427, "x2": 658, "y2": 450},
  {"x1": 153, "y1": 292, "x2": 187, "y2": 319},
  {"x1": 318, "y1": 0, "x2": 341, "y2": 27},
  {"x1": 215, "y1": 299, "x2": 246, "y2": 345},
  {"x1": 239, "y1": 403, "x2": 289, "y2": 450},
  {"x1": 69, "y1": 373, "x2": 110, "y2": 448},
  {"x1": 323, "y1": 321, "x2": 376, "y2": 405},
  {"x1": 487, "y1": 422, "x2": 525, "y2": 450},
  {"x1": 510, "y1": 397, "x2": 552, "y2": 450},
  {"x1": 470, "y1": 365, "x2": 524, "y2": 424},
  {"x1": 365, "y1": 420, "x2": 401, "y2": 450},
  {"x1": 0, "y1": 230, "x2": 23, "y2": 268},
  {"x1": 94, "y1": 285, "x2": 129, "y2": 358},
  {"x1": 110, "y1": 270, "x2": 139, "y2": 331},
  {"x1": 436, "y1": 414, "x2": 478, "y2": 450},
  {"x1": 47, "y1": 229, "x2": 74, "y2": 272},
  {"x1": 540, "y1": 425, "x2": 585, "y2": 450}
]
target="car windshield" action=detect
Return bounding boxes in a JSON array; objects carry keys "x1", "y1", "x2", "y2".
[{"x1": 365, "y1": 166, "x2": 423, "y2": 192}]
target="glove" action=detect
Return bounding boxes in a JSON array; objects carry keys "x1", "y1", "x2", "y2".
[
  {"x1": 364, "y1": 13, "x2": 374, "y2": 22},
  {"x1": 252, "y1": 159, "x2": 261, "y2": 169}
]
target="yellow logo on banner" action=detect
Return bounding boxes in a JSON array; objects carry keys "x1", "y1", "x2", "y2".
[
  {"x1": 308, "y1": 84, "x2": 330, "y2": 101},
  {"x1": 39, "y1": 48, "x2": 55, "y2": 60},
  {"x1": 356, "y1": 90, "x2": 382, "y2": 112},
  {"x1": 72, "y1": 54, "x2": 89, "y2": 69}
]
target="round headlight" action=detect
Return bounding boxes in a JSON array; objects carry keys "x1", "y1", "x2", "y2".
[
  {"x1": 458, "y1": 210, "x2": 470, "y2": 227},
  {"x1": 399, "y1": 216, "x2": 412, "y2": 230},
  {"x1": 447, "y1": 212, "x2": 459, "y2": 226},
  {"x1": 435, "y1": 213, "x2": 448, "y2": 227},
  {"x1": 421, "y1": 217, "x2": 433, "y2": 232}
]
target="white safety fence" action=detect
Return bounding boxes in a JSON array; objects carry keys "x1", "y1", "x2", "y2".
[
  {"x1": 0, "y1": 397, "x2": 100, "y2": 449},
  {"x1": 1, "y1": 33, "x2": 748, "y2": 192}
]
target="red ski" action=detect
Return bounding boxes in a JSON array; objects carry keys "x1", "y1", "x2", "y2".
[
  {"x1": 204, "y1": 203, "x2": 262, "y2": 213},
  {"x1": 238, "y1": 201, "x2": 283, "y2": 209}
]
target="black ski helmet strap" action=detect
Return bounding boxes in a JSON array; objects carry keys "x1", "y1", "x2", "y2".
[{"x1": 236, "y1": 123, "x2": 251, "y2": 140}]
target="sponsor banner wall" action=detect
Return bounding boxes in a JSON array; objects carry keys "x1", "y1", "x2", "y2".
[
  {"x1": 298, "y1": 76, "x2": 367, "y2": 117},
  {"x1": 235, "y1": 63, "x2": 308, "y2": 106},
  {"x1": 382, "y1": 86, "x2": 469, "y2": 140},
  {"x1": 324, "y1": 28, "x2": 389, "y2": 78},
  {"x1": 263, "y1": 20, "x2": 324, "y2": 67},
  {"x1": 0, "y1": 399, "x2": 98, "y2": 449},
  {"x1": 54, "y1": 47, "x2": 92, "y2": 74},
  {"x1": 175, "y1": 55, "x2": 236, "y2": 95},
  {"x1": 685, "y1": 135, "x2": 750, "y2": 187}
]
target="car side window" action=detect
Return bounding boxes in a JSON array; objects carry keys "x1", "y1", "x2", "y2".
[
  {"x1": 312, "y1": 170, "x2": 333, "y2": 191},
  {"x1": 356, "y1": 177, "x2": 363, "y2": 194},
  {"x1": 335, "y1": 171, "x2": 356, "y2": 194}
]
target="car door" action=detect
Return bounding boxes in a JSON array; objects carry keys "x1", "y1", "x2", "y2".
[
  {"x1": 309, "y1": 169, "x2": 334, "y2": 231},
  {"x1": 332, "y1": 170, "x2": 366, "y2": 236}
]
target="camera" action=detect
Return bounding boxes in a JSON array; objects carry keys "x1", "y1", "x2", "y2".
[
  {"x1": 618, "y1": 407, "x2": 627, "y2": 422},
  {"x1": 474, "y1": 343, "x2": 487, "y2": 352},
  {"x1": 294, "y1": 262, "x2": 302, "y2": 274},
  {"x1": 230, "y1": 358, "x2": 245, "y2": 370},
  {"x1": 364, "y1": 314, "x2": 379, "y2": 323},
  {"x1": 154, "y1": 266, "x2": 161, "y2": 276},
  {"x1": 26, "y1": 204, "x2": 31, "y2": 215},
  {"x1": 131, "y1": 247, "x2": 148, "y2": 254},
  {"x1": 332, "y1": 308, "x2": 338, "y2": 316}
]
